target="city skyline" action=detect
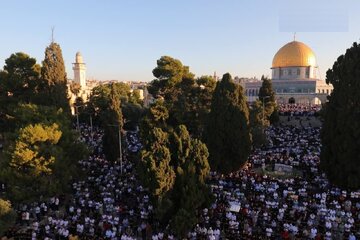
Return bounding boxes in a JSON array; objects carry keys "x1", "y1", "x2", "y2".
[{"x1": 1, "y1": 0, "x2": 359, "y2": 82}]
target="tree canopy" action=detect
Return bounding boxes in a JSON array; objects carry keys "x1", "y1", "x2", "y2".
[
  {"x1": 0, "y1": 104, "x2": 88, "y2": 202},
  {"x1": 0, "y1": 52, "x2": 41, "y2": 109},
  {"x1": 139, "y1": 101, "x2": 211, "y2": 237},
  {"x1": 148, "y1": 56, "x2": 215, "y2": 138},
  {"x1": 205, "y1": 73, "x2": 252, "y2": 174},
  {"x1": 320, "y1": 42, "x2": 360, "y2": 189},
  {"x1": 40, "y1": 42, "x2": 70, "y2": 113}
]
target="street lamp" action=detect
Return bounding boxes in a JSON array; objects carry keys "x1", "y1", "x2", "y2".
[
  {"x1": 108, "y1": 123, "x2": 123, "y2": 174},
  {"x1": 74, "y1": 104, "x2": 94, "y2": 139},
  {"x1": 262, "y1": 96, "x2": 271, "y2": 126},
  {"x1": 108, "y1": 118, "x2": 129, "y2": 175}
]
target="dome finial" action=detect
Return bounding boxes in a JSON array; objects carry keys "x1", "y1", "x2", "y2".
[{"x1": 293, "y1": 32, "x2": 296, "y2": 42}]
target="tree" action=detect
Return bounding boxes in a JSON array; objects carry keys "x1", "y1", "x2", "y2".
[
  {"x1": 258, "y1": 75, "x2": 277, "y2": 124},
  {"x1": 0, "y1": 104, "x2": 88, "y2": 202},
  {"x1": 169, "y1": 125, "x2": 210, "y2": 237},
  {"x1": 139, "y1": 127, "x2": 175, "y2": 199},
  {"x1": 249, "y1": 100, "x2": 267, "y2": 147},
  {"x1": 87, "y1": 82, "x2": 133, "y2": 127},
  {"x1": 205, "y1": 73, "x2": 252, "y2": 174},
  {"x1": 139, "y1": 124, "x2": 211, "y2": 237},
  {"x1": 70, "y1": 82, "x2": 81, "y2": 96},
  {"x1": 10, "y1": 123, "x2": 62, "y2": 176},
  {"x1": 0, "y1": 199, "x2": 16, "y2": 236},
  {"x1": 148, "y1": 56, "x2": 195, "y2": 126},
  {"x1": 102, "y1": 84, "x2": 123, "y2": 162},
  {"x1": 172, "y1": 76, "x2": 216, "y2": 138},
  {"x1": 320, "y1": 42, "x2": 360, "y2": 189},
  {"x1": 149, "y1": 56, "x2": 194, "y2": 98},
  {"x1": 40, "y1": 42, "x2": 70, "y2": 113},
  {"x1": 0, "y1": 52, "x2": 41, "y2": 108},
  {"x1": 149, "y1": 56, "x2": 215, "y2": 138}
]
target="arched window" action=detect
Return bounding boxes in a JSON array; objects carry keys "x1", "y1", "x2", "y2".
[{"x1": 297, "y1": 69, "x2": 300, "y2": 75}]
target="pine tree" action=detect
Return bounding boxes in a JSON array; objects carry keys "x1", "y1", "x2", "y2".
[
  {"x1": 320, "y1": 42, "x2": 360, "y2": 189},
  {"x1": 41, "y1": 42, "x2": 70, "y2": 113},
  {"x1": 205, "y1": 73, "x2": 252, "y2": 174}
]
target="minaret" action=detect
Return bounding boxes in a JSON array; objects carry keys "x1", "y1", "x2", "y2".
[
  {"x1": 72, "y1": 52, "x2": 86, "y2": 88},
  {"x1": 213, "y1": 71, "x2": 218, "y2": 81}
]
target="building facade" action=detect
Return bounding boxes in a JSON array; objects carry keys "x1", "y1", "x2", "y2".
[{"x1": 243, "y1": 40, "x2": 333, "y2": 104}]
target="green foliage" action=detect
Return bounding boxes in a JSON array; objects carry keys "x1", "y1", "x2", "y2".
[
  {"x1": 140, "y1": 100, "x2": 170, "y2": 148},
  {"x1": 10, "y1": 123, "x2": 62, "y2": 176},
  {"x1": 87, "y1": 82, "x2": 137, "y2": 126},
  {"x1": 258, "y1": 75, "x2": 277, "y2": 124},
  {"x1": 139, "y1": 124, "x2": 211, "y2": 237},
  {"x1": 172, "y1": 208, "x2": 197, "y2": 237},
  {"x1": 139, "y1": 128, "x2": 175, "y2": 199},
  {"x1": 0, "y1": 52, "x2": 50, "y2": 134},
  {"x1": 205, "y1": 73, "x2": 252, "y2": 174},
  {"x1": 249, "y1": 100, "x2": 267, "y2": 147},
  {"x1": 0, "y1": 52, "x2": 41, "y2": 114},
  {"x1": 0, "y1": 104, "x2": 88, "y2": 202},
  {"x1": 149, "y1": 56, "x2": 194, "y2": 98},
  {"x1": 103, "y1": 84, "x2": 123, "y2": 162},
  {"x1": 320, "y1": 42, "x2": 360, "y2": 189},
  {"x1": 40, "y1": 42, "x2": 70, "y2": 113},
  {"x1": 172, "y1": 76, "x2": 216, "y2": 138},
  {"x1": 0, "y1": 199, "x2": 16, "y2": 236},
  {"x1": 148, "y1": 56, "x2": 215, "y2": 138}
]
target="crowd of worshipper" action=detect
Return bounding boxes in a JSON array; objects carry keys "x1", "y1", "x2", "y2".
[
  {"x1": 3, "y1": 125, "x2": 175, "y2": 240},
  {"x1": 188, "y1": 106, "x2": 359, "y2": 240},
  {"x1": 2, "y1": 104, "x2": 360, "y2": 240},
  {"x1": 278, "y1": 104, "x2": 321, "y2": 116}
]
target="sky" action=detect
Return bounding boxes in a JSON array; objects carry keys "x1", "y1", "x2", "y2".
[{"x1": 0, "y1": 0, "x2": 359, "y2": 82}]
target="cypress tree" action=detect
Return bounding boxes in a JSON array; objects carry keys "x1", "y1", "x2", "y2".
[
  {"x1": 320, "y1": 42, "x2": 360, "y2": 189},
  {"x1": 41, "y1": 42, "x2": 70, "y2": 113},
  {"x1": 258, "y1": 75, "x2": 278, "y2": 124},
  {"x1": 139, "y1": 127, "x2": 175, "y2": 199},
  {"x1": 103, "y1": 83, "x2": 123, "y2": 162},
  {"x1": 205, "y1": 73, "x2": 251, "y2": 174}
]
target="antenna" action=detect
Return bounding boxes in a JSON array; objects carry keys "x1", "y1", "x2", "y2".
[{"x1": 51, "y1": 26, "x2": 55, "y2": 43}]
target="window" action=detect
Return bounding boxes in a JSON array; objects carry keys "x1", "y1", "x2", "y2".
[
  {"x1": 297, "y1": 69, "x2": 300, "y2": 75},
  {"x1": 280, "y1": 69, "x2": 283, "y2": 76},
  {"x1": 326, "y1": 89, "x2": 329, "y2": 94},
  {"x1": 288, "y1": 70, "x2": 292, "y2": 76},
  {"x1": 306, "y1": 67, "x2": 310, "y2": 78}
]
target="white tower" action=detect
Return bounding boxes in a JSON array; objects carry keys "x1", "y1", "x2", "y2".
[{"x1": 72, "y1": 52, "x2": 86, "y2": 88}]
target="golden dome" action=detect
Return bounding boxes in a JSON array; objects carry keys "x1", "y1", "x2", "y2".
[{"x1": 272, "y1": 41, "x2": 317, "y2": 68}]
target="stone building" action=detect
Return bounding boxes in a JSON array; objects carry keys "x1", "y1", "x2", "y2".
[{"x1": 244, "y1": 39, "x2": 333, "y2": 104}]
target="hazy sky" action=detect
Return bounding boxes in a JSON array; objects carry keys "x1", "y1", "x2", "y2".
[{"x1": 0, "y1": 0, "x2": 359, "y2": 81}]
